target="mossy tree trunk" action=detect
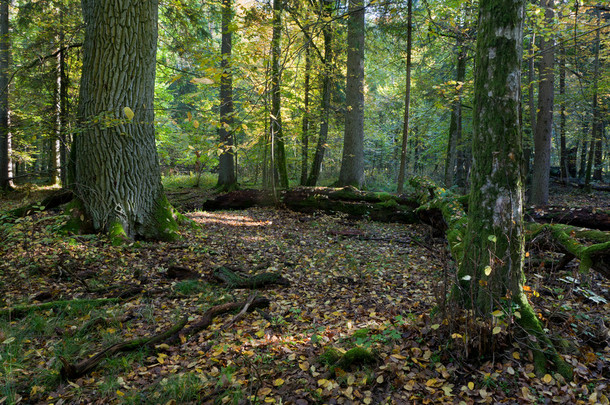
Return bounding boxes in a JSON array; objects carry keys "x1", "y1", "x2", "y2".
[
  {"x1": 70, "y1": 0, "x2": 177, "y2": 241},
  {"x1": 338, "y1": 0, "x2": 365, "y2": 188},
  {"x1": 217, "y1": 0, "x2": 237, "y2": 190},
  {"x1": 455, "y1": 0, "x2": 571, "y2": 378}
]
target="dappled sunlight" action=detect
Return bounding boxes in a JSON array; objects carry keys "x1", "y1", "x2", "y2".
[{"x1": 189, "y1": 211, "x2": 273, "y2": 227}]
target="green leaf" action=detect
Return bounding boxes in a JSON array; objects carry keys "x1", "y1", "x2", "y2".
[{"x1": 123, "y1": 107, "x2": 135, "y2": 120}]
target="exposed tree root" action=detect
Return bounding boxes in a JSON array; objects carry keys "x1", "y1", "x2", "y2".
[{"x1": 60, "y1": 296, "x2": 271, "y2": 379}]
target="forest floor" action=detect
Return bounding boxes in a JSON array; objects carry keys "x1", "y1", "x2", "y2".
[{"x1": 0, "y1": 181, "x2": 609, "y2": 404}]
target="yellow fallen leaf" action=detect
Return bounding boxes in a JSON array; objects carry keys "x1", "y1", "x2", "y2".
[
  {"x1": 116, "y1": 389, "x2": 125, "y2": 397},
  {"x1": 299, "y1": 362, "x2": 308, "y2": 371},
  {"x1": 273, "y1": 378, "x2": 284, "y2": 387},
  {"x1": 376, "y1": 375, "x2": 384, "y2": 383},
  {"x1": 542, "y1": 374, "x2": 553, "y2": 384},
  {"x1": 426, "y1": 378, "x2": 437, "y2": 387},
  {"x1": 123, "y1": 107, "x2": 134, "y2": 120},
  {"x1": 317, "y1": 378, "x2": 329, "y2": 387},
  {"x1": 506, "y1": 366, "x2": 515, "y2": 375},
  {"x1": 513, "y1": 352, "x2": 520, "y2": 360},
  {"x1": 431, "y1": 324, "x2": 440, "y2": 330},
  {"x1": 258, "y1": 387, "x2": 272, "y2": 396},
  {"x1": 492, "y1": 326, "x2": 501, "y2": 335},
  {"x1": 468, "y1": 382, "x2": 474, "y2": 390},
  {"x1": 347, "y1": 375, "x2": 355, "y2": 385}
]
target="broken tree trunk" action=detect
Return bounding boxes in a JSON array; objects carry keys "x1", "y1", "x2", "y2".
[{"x1": 5, "y1": 188, "x2": 73, "y2": 218}]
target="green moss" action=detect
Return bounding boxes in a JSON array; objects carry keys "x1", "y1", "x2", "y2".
[
  {"x1": 151, "y1": 195, "x2": 180, "y2": 242},
  {"x1": 336, "y1": 347, "x2": 376, "y2": 369},
  {"x1": 377, "y1": 199, "x2": 399, "y2": 208},
  {"x1": 61, "y1": 199, "x2": 93, "y2": 235},
  {"x1": 318, "y1": 347, "x2": 342, "y2": 366},
  {"x1": 108, "y1": 219, "x2": 128, "y2": 246}
]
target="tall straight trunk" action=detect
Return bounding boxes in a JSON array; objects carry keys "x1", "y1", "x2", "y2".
[
  {"x1": 396, "y1": 0, "x2": 412, "y2": 193},
  {"x1": 306, "y1": 0, "x2": 333, "y2": 187},
  {"x1": 524, "y1": 31, "x2": 536, "y2": 180},
  {"x1": 72, "y1": 0, "x2": 177, "y2": 241},
  {"x1": 579, "y1": 121, "x2": 588, "y2": 178},
  {"x1": 300, "y1": 38, "x2": 311, "y2": 185},
  {"x1": 270, "y1": 0, "x2": 288, "y2": 188},
  {"x1": 584, "y1": 128, "x2": 595, "y2": 186},
  {"x1": 58, "y1": 10, "x2": 69, "y2": 187},
  {"x1": 338, "y1": 0, "x2": 365, "y2": 188},
  {"x1": 530, "y1": 0, "x2": 554, "y2": 205},
  {"x1": 0, "y1": 0, "x2": 9, "y2": 190},
  {"x1": 457, "y1": 0, "x2": 571, "y2": 379},
  {"x1": 559, "y1": 43, "x2": 567, "y2": 183},
  {"x1": 591, "y1": 7, "x2": 602, "y2": 181},
  {"x1": 217, "y1": 0, "x2": 237, "y2": 189},
  {"x1": 445, "y1": 32, "x2": 466, "y2": 188}
]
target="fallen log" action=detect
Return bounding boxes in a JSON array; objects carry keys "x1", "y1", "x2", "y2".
[
  {"x1": 61, "y1": 296, "x2": 270, "y2": 379},
  {"x1": 201, "y1": 187, "x2": 420, "y2": 224},
  {"x1": 526, "y1": 206, "x2": 610, "y2": 231},
  {"x1": 6, "y1": 189, "x2": 73, "y2": 218}
]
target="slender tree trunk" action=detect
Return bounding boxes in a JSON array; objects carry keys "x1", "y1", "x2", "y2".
[
  {"x1": 524, "y1": 31, "x2": 536, "y2": 181},
  {"x1": 530, "y1": 0, "x2": 554, "y2": 205},
  {"x1": 396, "y1": 0, "x2": 412, "y2": 193},
  {"x1": 591, "y1": 7, "x2": 602, "y2": 181},
  {"x1": 306, "y1": 0, "x2": 333, "y2": 187},
  {"x1": 71, "y1": 0, "x2": 177, "y2": 241},
  {"x1": 300, "y1": 38, "x2": 311, "y2": 186},
  {"x1": 271, "y1": 0, "x2": 288, "y2": 188},
  {"x1": 338, "y1": 0, "x2": 365, "y2": 188},
  {"x1": 59, "y1": 10, "x2": 69, "y2": 187},
  {"x1": 559, "y1": 43, "x2": 567, "y2": 183},
  {"x1": 217, "y1": 0, "x2": 237, "y2": 189},
  {"x1": 457, "y1": 0, "x2": 571, "y2": 379},
  {"x1": 579, "y1": 121, "x2": 589, "y2": 179},
  {"x1": 445, "y1": 32, "x2": 465, "y2": 188},
  {"x1": 0, "y1": 0, "x2": 10, "y2": 190}
]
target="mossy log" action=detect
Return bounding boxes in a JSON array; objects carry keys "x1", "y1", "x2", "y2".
[
  {"x1": 526, "y1": 206, "x2": 610, "y2": 231},
  {"x1": 61, "y1": 296, "x2": 270, "y2": 379},
  {"x1": 5, "y1": 189, "x2": 73, "y2": 218},
  {"x1": 319, "y1": 346, "x2": 377, "y2": 376},
  {"x1": 211, "y1": 266, "x2": 290, "y2": 288},
  {"x1": 527, "y1": 223, "x2": 610, "y2": 279},
  {"x1": 201, "y1": 186, "x2": 420, "y2": 223},
  {"x1": 0, "y1": 298, "x2": 120, "y2": 319}
]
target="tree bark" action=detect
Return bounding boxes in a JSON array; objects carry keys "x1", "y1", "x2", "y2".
[
  {"x1": 306, "y1": 0, "x2": 334, "y2": 187},
  {"x1": 559, "y1": 43, "x2": 567, "y2": 183},
  {"x1": 445, "y1": 31, "x2": 466, "y2": 188},
  {"x1": 396, "y1": 0, "x2": 412, "y2": 193},
  {"x1": 271, "y1": 0, "x2": 289, "y2": 188},
  {"x1": 457, "y1": 0, "x2": 571, "y2": 379},
  {"x1": 338, "y1": 0, "x2": 365, "y2": 188},
  {"x1": 217, "y1": 0, "x2": 237, "y2": 189},
  {"x1": 0, "y1": 0, "x2": 10, "y2": 190},
  {"x1": 591, "y1": 7, "x2": 602, "y2": 182},
  {"x1": 300, "y1": 38, "x2": 311, "y2": 185},
  {"x1": 530, "y1": 0, "x2": 554, "y2": 205},
  {"x1": 71, "y1": 0, "x2": 177, "y2": 241}
]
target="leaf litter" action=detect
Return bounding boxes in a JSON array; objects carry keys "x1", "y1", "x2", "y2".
[{"x1": 0, "y1": 190, "x2": 609, "y2": 404}]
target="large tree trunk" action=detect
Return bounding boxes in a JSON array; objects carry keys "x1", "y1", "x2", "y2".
[
  {"x1": 559, "y1": 43, "x2": 567, "y2": 183},
  {"x1": 0, "y1": 0, "x2": 10, "y2": 190},
  {"x1": 530, "y1": 0, "x2": 554, "y2": 205},
  {"x1": 456, "y1": 0, "x2": 571, "y2": 378},
  {"x1": 271, "y1": 0, "x2": 289, "y2": 188},
  {"x1": 396, "y1": 0, "x2": 412, "y2": 193},
  {"x1": 306, "y1": 0, "x2": 333, "y2": 187},
  {"x1": 338, "y1": 0, "x2": 365, "y2": 188},
  {"x1": 217, "y1": 0, "x2": 237, "y2": 189},
  {"x1": 70, "y1": 0, "x2": 177, "y2": 242}
]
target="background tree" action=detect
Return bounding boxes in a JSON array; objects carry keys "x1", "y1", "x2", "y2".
[
  {"x1": 70, "y1": 0, "x2": 177, "y2": 241},
  {"x1": 530, "y1": 0, "x2": 554, "y2": 205},
  {"x1": 217, "y1": 0, "x2": 237, "y2": 190},
  {"x1": 338, "y1": 0, "x2": 365, "y2": 188},
  {"x1": 0, "y1": 0, "x2": 10, "y2": 190},
  {"x1": 395, "y1": 0, "x2": 412, "y2": 194},
  {"x1": 456, "y1": 0, "x2": 571, "y2": 377}
]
